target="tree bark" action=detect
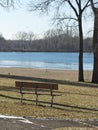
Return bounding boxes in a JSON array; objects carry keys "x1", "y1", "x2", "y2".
[
  {"x1": 78, "y1": 16, "x2": 84, "y2": 82},
  {"x1": 92, "y1": 8, "x2": 98, "y2": 83}
]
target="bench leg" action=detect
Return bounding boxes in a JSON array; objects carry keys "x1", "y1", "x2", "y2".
[
  {"x1": 20, "y1": 93, "x2": 23, "y2": 103},
  {"x1": 36, "y1": 95, "x2": 38, "y2": 105},
  {"x1": 51, "y1": 96, "x2": 54, "y2": 107}
]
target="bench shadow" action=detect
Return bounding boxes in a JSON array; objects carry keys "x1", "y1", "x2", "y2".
[
  {"x1": 0, "y1": 93, "x2": 98, "y2": 114},
  {"x1": 0, "y1": 85, "x2": 98, "y2": 98}
]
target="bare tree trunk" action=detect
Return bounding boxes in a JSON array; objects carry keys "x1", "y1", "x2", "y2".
[
  {"x1": 92, "y1": 8, "x2": 98, "y2": 83},
  {"x1": 78, "y1": 16, "x2": 84, "y2": 82}
]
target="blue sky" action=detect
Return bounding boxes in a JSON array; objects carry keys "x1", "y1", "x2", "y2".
[
  {"x1": 0, "y1": 1, "x2": 94, "y2": 40},
  {"x1": 0, "y1": 2, "x2": 52, "y2": 39}
]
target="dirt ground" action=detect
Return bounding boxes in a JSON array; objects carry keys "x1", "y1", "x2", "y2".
[{"x1": 0, "y1": 67, "x2": 92, "y2": 82}]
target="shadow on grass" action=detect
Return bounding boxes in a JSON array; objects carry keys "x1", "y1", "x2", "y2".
[
  {"x1": 0, "y1": 93, "x2": 98, "y2": 113},
  {"x1": 0, "y1": 74, "x2": 98, "y2": 88},
  {"x1": 0, "y1": 85, "x2": 98, "y2": 98},
  {"x1": 61, "y1": 91, "x2": 98, "y2": 97}
]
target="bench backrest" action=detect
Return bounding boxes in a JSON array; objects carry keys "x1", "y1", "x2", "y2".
[{"x1": 15, "y1": 81, "x2": 58, "y2": 90}]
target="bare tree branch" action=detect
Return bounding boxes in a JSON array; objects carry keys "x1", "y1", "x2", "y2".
[
  {"x1": 56, "y1": 17, "x2": 78, "y2": 22},
  {"x1": 76, "y1": 0, "x2": 79, "y2": 7},
  {"x1": 0, "y1": 0, "x2": 15, "y2": 8},
  {"x1": 66, "y1": 0, "x2": 79, "y2": 17},
  {"x1": 29, "y1": 0, "x2": 55, "y2": 12},
  {"x1": 82, "y1": 0, "x2": 90, "y2": 13}
]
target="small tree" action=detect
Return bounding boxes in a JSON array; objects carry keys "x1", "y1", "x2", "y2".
[
  {"x1": 16, "y1": 31, "x2": 28, "y2": 41},
  {"x1": 29, "y1": 0, "x2": 90, "y2": 81}
]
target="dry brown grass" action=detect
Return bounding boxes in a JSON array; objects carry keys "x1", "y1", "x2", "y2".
[{"x1": 0, "y1": 77, "x2": 98, "y2": 120}]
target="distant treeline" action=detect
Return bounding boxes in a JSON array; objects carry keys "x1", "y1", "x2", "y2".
[{"x1": 0, "y1": 34, "x2": 92, "y2": 52}]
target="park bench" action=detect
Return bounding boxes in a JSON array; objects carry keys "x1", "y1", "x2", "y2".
[{"x1": 15, "y1": 81, "x2": 61, "y2": 107}]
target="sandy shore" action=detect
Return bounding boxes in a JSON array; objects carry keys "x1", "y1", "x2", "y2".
[{"x1": 0, "y1": 67, "x2": 93, "y2": 82}]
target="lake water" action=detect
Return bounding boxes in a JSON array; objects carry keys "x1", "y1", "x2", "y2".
[{"x1": 0, "y1": 52, "x2": 93, "y2": 70}]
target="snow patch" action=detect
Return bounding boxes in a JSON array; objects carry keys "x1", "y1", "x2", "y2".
[
  {"x1": 0, "y1": 114, "x2": 33, "y2": 124},
  {"x1": 19, "y1": 119, "x2": 33, "y2": 124},
  {"x1": 0, "y1": 115, "x2": 24, "y2": 119}
]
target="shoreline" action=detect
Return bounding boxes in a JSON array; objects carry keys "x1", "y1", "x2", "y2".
[{"x1": 0, "y1": 67, "x2": 92, "y2": 82}]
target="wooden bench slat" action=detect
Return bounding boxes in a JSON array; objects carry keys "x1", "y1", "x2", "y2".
[{"x1": 15, "y1": 81, "x2": 58, "y2": 90}]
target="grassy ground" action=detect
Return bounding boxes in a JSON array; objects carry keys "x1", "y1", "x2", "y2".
[{"x1": 0, "y1": 77, "x2": 98, "y2": 120}]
